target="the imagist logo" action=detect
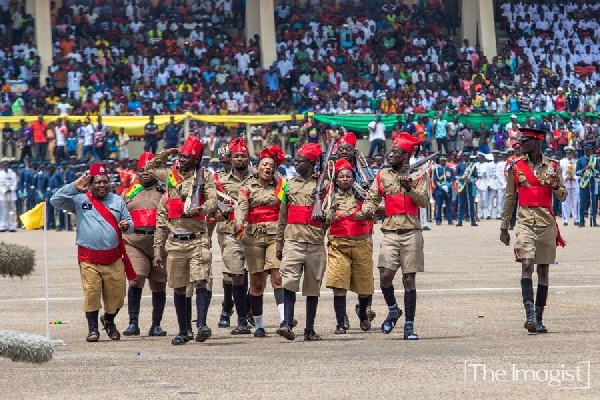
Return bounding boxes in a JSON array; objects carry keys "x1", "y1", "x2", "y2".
[{"x1": 463, "y1": 360, "x2": 591, "y2": 389}]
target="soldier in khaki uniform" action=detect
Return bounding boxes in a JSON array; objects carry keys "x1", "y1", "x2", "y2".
[
  {"x1": 326, "y1": 159, "x2": 375, "y2": 334},
  {"x1": 275, "y1": 143, "x2": 326, "y2": 341},
  {"x1": 122, "y1": 152, "x2": 168, "y2": 337},
  {"x1": 147, "y1": 135, "x2": 217, "y2": 345},
  {"x1": 235, "y1": 145, "x2": 286, "y2": 338},
  {"x1": 500, "y1": 128, "x2": 567, "y2": 334},
  {"x1": 363, "y1": 133, "x2": 429, "y2": 340},
  {"x1": 214, "y1": 138, "x2": 253, "y2": 334}
]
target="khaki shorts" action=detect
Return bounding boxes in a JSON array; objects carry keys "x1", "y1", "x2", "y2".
[
  {"x1": 218, "y1": 233, "x2": 245, "y2": 276},
  {"x1": 126, "y1": 236, "x2": 167, "y2": 283},
  {"x1": 165, "y1": 234, "x2": 212, "y2": 289},
  {"x1": 79, "y1": 260, "x2": 126, "y2": 313},
  {"x1": 377, "y1": 230, "x2": 425, "y2": 274},
  {"x1": 326, "y1": 236, "x2": 374, "y2": 296},
  {"x1": 514, "y1": 223, "x2": 557, "y2": 264},
  {"x1": 242, "y1": 233, "x2": 280, "y2": 274},
  {"x1": 280, "y1": 241, "x2": 327, "y2": 296}
]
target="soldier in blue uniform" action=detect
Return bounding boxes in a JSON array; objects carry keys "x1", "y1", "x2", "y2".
[
  {"x1": 51, "y1": 160, "x2": 76, "y2": 231},
  {"x1": 433, "y1": 154, "x2": 455, "y2": 225},
  {"x1": 576, "y1": 143, "x2": 598, "y2": 227},
  {"x1": 456, "y1": 152, "x2": 478, "y2": 227},
  {"x1": 46, "y1": 163, "x2": 59, "y2": 230},
  {"x1": 18, "y1": 158, "x2": 38, "y2": 213},
  {"x1": 552, "y1": 149, "x2": 563, "y2": 218}
]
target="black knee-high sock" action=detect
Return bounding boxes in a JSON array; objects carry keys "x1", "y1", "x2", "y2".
[
  {"x1": 521, "y1": 278, "x2": 534, "y2": 303},
  {"x1": 404, "y1": 290, "x2": 417, "y2": 322},
  {"x1": 248, "y1": 294, "x2": 263, "y2": 317},
  {"x1": 274, "y1": 287, "x2": 284, "y2": 305},
  {"x1": 86, "y1": 310, "x2": 99, "y2": 332},
  {"x1": 283, "y1": 289, "x2": 296, "y2": 327},
  {"x1": 243, "y1": 271, "x2": 250, "y2": 311},
  {"x1": 151, "y1": 291, "x2": 166, "y2": 326},
  {"x1": 174, "y1": 293, "x2": 188, "y2": 335},
  {"x1": 305, "y1": 296, "x2": 318, "y2": 332},
  {"x1": 381, "y1": 285, "x2": 397, "y2": 308},
  {"x1": 185, "y1": 296, "x2": 192, "y2": 332},
  {"x1": 367, "y1": 294, "x2": 372, "y2": 307},
  {"x1": 127, "y1": 286, "x2": 143, "y2": 324},
  {"x1": 535, "y1": 284, "x2": 548, "y2": 308},
  {"x1": 232, "y1": 284, "x2": 247, "y2": 325},
  {"x1": 196, "y1": 288, "x2": 210, "y2": 328},
  {"x1": 333, "y1": 296, "x2": 346, "y2": 328},
  {"x1": 358, "y1": 296, "x2": 370, "y2": 320},
  {"x1": 222, "y1": 280, "x2": 234, "y2": 312}
]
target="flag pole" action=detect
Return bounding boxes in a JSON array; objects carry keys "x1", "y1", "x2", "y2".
[{"x1": 43, "y1": 201, "x2": 50, "y2": 340}]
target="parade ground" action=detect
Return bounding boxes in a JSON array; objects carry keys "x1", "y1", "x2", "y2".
[{"x1": 1, "y1": 220, "x2": 599, "y2": 399}]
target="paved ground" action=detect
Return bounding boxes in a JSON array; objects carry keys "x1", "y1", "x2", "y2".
[{"x1": 1, "y1": 220, "x2": 599, "y2": 399}]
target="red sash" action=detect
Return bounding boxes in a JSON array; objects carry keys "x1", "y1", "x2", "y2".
[
  {"x1": 247, "y1": 204, "x2": 280, "y2": 224},
  {"x1": 77, "y1": 246, "x2": 122, "y2": 266},
  {"x1": 130, "y1": 209, "x2": 157, "y2": 227},
  {"x1": 513, "y1": 160, "x2": 566, "y2": 247},
  {"x1": 376, "y1": 173, "x2": 419, "y2": 217},
  {"x1": 286, "y1": 205, "x2": 321, "y2": 227},
  {"x1": 163, "y1": 194, "x2": 206, "y2": 221},
  {"x1": 330, "y1": 202, "x2": 373, "y2": 237},
  {"x1": 214, "y1": 172, "x2": 225, "y2": 194},
  {"x1": 84, "y1": 192, "x2": 137, "y2": 280}
]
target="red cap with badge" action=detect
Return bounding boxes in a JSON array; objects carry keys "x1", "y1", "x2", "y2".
[
  {"x1": 89, "y1": 163, "x2": 108, "y2": 177},
  {"x1": 180, "y1": 135, "x2": 204, "y2": 158},
  {"x1": 228, "y1": 137, "x2": 249, "y2": 154},
  {"x1": 137, "y1": 152, "x2": 154, "y2": 169},
  {"x1": 392, "y1": 132, "x2": 420, "y2": 154},
  {"x1": 336, "y1": 132, "x2": 357, "y2": 148},
  {"x1": 297, "y1": 143, "x2": 322, "y2": 162},
  {"x1": 260, "y1": 145, "x2": 286, "y2": 167},
  {"x1": 334, "y1": 158, "x2": 354, "y2": 175}
]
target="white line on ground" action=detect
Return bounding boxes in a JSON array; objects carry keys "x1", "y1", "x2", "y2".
[{"x1": 1, "y1": 285, "x2": 599, "y2": 303}]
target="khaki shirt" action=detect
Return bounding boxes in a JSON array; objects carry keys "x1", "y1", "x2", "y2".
[
  {"x1": 122, "y1": 183, "x2": 165, "y2": 248},
  {"x1": 215, "y1": 169, "x2": 253, "y2": 235},
  {"x1": 363, "y1": 167, "x2": 430, "y2": 231},
  {"x1": 276, "y1": 174, "x2": 325, "y2": 251},
  {"x1": 235, "y1": 176, "x2": 280, "y2": 238},
  {"x1": 501, "y1": 155, "x2": 567, "y2": 229},
  {"x1": 326, "y1": 188, "x2": 373, "y2": 241},
  {"x1": 145, "y1": 149, "x2": 217, "y2": 235}
]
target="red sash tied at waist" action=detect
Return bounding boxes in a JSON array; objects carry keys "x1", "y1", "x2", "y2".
[
  {"x1": 78, "y1": 246, "x2": 122, "y2": 266},
  {"x1": 130, "y1": 208, "x2": 157, "y2": 227},
  {"x1": 247, "y1": 204, "x2": 280, "y2": 224},
  {"x1": 165, "y1": 196, "x2": 206, "y2": 221},
  {"x1": 329, "y1": 202, "x2": 373, "y2": 237},
  {"x1": 517, "y1": 186, "x2": 552, "y2": 208},
  {"x1": 376, "y1": 172, "x2": 419, "y2": 217},
  {"x1": 286, "y1": 205, "x2": 322, "y2": 227}
]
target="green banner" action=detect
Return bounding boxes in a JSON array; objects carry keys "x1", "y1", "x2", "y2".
[{"x1": 311, "y1": 112, "x2": 600, "y2": 133}]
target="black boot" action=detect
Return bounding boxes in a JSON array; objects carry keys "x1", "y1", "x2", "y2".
[
  {"x1": 124, "y1": 286, "x2": 142, "y2": 336},
  {"x1": 535, "y1": 306, "x2": 547, "y2": 333},
  {"x1": 524, "y1": 300, "x2": 537, "y2": 333}
]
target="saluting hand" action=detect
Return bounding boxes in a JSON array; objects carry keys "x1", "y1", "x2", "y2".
[
  {"x1": 166, "y1": 148, "x2": 179, "y2": 156},
  {"x1": 74, "y1": 174, "x2": 91, "y2": 192},
  {"x1": 500, "y1": 229, "x2": 510, "y2": 246},
  {"x1": 119, "y1": 220, "x2": 130, "y2": 232}
]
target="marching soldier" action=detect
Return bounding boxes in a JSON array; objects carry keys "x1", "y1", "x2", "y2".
[
  {"x1": 500, "y1": 128, "x2": 567, "y2": 334},
  {"x1": 362, "y1": 133, "x2": 430, "y2": 340},
  {"x1": 560, "y1": 146, "x2": 579, "y2": 226},
  {"x1": 325, "y1": 158, "x2": 375, "y2": 334},
  {"x1": 476, "y1": 152, "x2": 489, "y2": 220},
  {"x1": 52, "y1": 160, "x2": 76, "y2": 231},
  {"x1": 432, "y1": 154, "x2": 454, "y2": 225},
  {"x1": 147, "y1": 136, "x2": 217, "y2": 345},
  {"x1": 214, "y1": 138, "x2": 253, "y2": 334},
  {"x1": 122, "y1": 152, "x2": 169, "y2": 337},
  {"x1": 50, "y1": 164, "x2": 135, "y2": 342},
  {"x1": 487, "y1": 151, "x2": 500, "y2": 219},
  {"x1": 493, "y1": 151, "x2": 507, "y2": 219},
  {"x1": 235, "y1": 145, "x2": 286, "y2": 338},
  {"x1": 455, "y1": 151, "x2": 478, "y2": 227},
  {"x1": 17, "y1": 158, "x2": 37, "y2": 214},
  {"x1": 576, "y1": 143, "x2": 598, "y2": 227},
  {"x1": 0, "y1": 158, "x2": 17, "y2": 232},
  {"x1": 275, "y1": 143, "x2": 327, "y2": 341},
  {"x1": 335, "y1": 131, "x2": 377, "y2": 323}
]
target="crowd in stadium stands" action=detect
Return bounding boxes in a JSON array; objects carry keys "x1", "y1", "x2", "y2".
[{"x1": 1, "y1": 0, "x2": 600, "y2": 162}]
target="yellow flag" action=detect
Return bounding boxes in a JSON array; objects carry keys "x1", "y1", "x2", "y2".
[{"x1": 19, "y1": 202, "x2": 45, "y2": 230}]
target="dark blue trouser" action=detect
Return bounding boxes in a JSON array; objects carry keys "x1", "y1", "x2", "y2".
[
  {"x1": 45, "y1": 195, "x2": 55, "y2": 229},
  {"x1": 579, "y1": 187, "x2": 597, "y2": 226},
  {"x1": 58, "y1": 209, "x2": 72, "y2": 230},
  {"x1": 434, "y1": 188, "x2": 453, "y2": 224},
  {"x1": 458, "y1": 184, "x2": 476, "y2": 224}
]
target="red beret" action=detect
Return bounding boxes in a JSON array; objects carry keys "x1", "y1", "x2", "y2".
[
  {"x1": 297, "y1": 143, "x2": 322, "y2": 162},
  {"x1": 392, "y1": 132, "x2": 419, "y2": 154},
  {"x1": 137, "y1": 152, "x2": 154, "y2": 169},
  {"x1": 180, "y1": 135, "x2": 204, "y2": 158},
  {"x1": 334, "y1": 158, "x2": 354, "y2": 175},
  {"x1": 228, "y1": 137, "x2": 249, "y2": 154},
  {"x1": 89, "y1": 163, "x2": 107, "y2": 177},
  {"x1": 260, "y1": 145, "x2": 286, "y2": 167}
]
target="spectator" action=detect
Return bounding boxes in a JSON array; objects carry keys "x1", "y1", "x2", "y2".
[
  {"x1": 118, "y1": 127, "x2": 130, "y2": 160},
  {"x1": 30, "y1": 115, "x2": 47, "y2": 161},
  {"x1": 367, "y1": 115, "x2": 386, "y2": 158},
  {"x1": 144, "y1": 115, "x2": 160, "y2": 154}
]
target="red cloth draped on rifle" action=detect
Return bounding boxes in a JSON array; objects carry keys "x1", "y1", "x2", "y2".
[
  {"x1": 84, "y1": 192, "x2": 138, "y2": 279},
  {"x1": 513, "y1": 159, "x2": 566, "y2": 247}
]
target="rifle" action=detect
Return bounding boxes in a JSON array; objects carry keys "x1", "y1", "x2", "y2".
[
  {"x1": 311, "y1": 136, "x2": 337, "y2": 220},
  {"x1": 407, "y1": 152, "x2": 439, "y2": 181},
  {"x1": 355, "y1": 149, "x2": 376, "y2": 189},
  {"x1": 185, "y1": 160, "x2": 204, "y2": 215}
]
